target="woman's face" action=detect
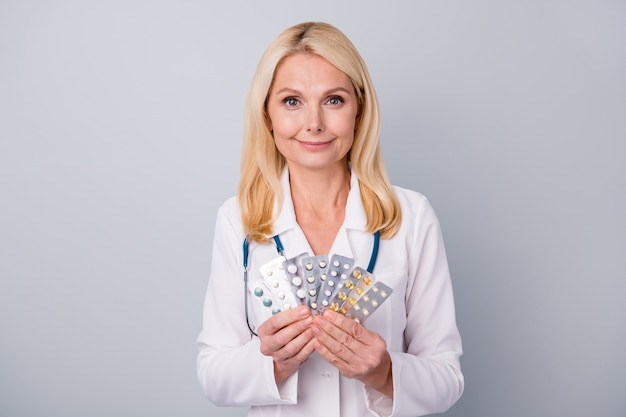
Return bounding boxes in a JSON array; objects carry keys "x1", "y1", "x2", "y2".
[{"x1": 266, "y1": 54, "x2": 358, "y2": 173}]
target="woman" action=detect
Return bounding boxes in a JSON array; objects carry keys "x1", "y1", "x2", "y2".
[{"x1": 197, "y1": 22, "x2": 464, "y2": 417}]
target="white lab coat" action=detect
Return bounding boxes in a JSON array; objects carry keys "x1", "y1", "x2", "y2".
[{"x1": 197, "y1": 169, "x2": 464, "y2": 417}]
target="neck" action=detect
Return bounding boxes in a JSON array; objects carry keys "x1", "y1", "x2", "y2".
[{"x1": 287, "y1": 163, "x2": 351, "y2": 211}]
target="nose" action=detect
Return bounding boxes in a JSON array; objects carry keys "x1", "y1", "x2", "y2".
[{"x1": 305, "y1": 106, "x2": 324, "y2": 133}]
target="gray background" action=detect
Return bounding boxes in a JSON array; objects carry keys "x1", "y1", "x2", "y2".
[{"x1": 1, "y1": 1, "x2": 624, "y2": 416}]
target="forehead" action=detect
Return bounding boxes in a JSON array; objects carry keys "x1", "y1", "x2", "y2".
[{"x1": 271, "y1": 54, "x2": 353, "y2": 92}]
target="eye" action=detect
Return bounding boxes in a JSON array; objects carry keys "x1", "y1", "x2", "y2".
[
  {"x1": 283, "y1": 97, "x2": 300, "y2": 107},
  {"x1": 326, "y1": 96, "x2": 344, "y2": 106}
]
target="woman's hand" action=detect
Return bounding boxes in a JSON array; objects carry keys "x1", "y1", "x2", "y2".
[
  {"x1": 312, "y1": 310, "x2": 393, "y2": 398},
  {"x1": 257, "y1": 305, "x2": 316, "y2": 384}
]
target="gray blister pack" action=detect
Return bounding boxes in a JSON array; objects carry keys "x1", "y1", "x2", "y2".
[
  {"x1": 318, "y1": 254, "x2": 354, "y2": 313},
  {"x1": 300, "y1": 254, "x2": 329, "y2": 313}
]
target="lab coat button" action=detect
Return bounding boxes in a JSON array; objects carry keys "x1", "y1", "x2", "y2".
[{"x1": 322, "y1": 371, "x2": 332, "y2": 378}]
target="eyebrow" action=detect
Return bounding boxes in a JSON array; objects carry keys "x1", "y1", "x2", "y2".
[{"x1": 272, "y1": 86, "x2": 354, "y2": 96}]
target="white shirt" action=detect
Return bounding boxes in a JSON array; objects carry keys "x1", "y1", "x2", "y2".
[{"x1": 197, "y1": 169, "x2": 464, "y2": 417}]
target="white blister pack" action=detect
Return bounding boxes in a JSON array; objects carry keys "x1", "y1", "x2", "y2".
[
  {"x1": 283, "y1": 253, "x2": 310, "y2": 306},
  {"x1": 250, "y1": 256, "x2": 298, "y2": 315}
]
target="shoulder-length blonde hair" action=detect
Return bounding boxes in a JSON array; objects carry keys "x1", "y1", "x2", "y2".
[{"x1": 238, "y1": 22, "x2": 401, "y2": 243}]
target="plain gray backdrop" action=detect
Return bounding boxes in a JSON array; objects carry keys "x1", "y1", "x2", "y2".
[{"x1": 1, "y1": 1, "x2": 624, "y2": 416}]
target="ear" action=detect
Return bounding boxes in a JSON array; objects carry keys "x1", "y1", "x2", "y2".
[
  {"x1": 354, "y1": 107, "x2": 362, "y2": 132},
  {"x1": 354, "y1": 90, "x2": 363, "y2": 129},
  {"x1": 263, "y1": 108, "x2": 273, "y2": 133}
]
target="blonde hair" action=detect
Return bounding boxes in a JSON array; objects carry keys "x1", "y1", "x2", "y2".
[{"x1": 238, "y1": 22, "x2": 401, "y2": 243}]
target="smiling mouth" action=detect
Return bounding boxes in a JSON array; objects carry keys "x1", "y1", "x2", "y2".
[{"x1": 296, "y1": 139, "x2": 334, "y2": 147}]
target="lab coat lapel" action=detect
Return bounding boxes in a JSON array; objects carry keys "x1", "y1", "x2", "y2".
[
  {"x1": 329, "y1": 171, "x2": 373, "y2": 266},
  {"x1": 272, "y1": 168, "x2": 296, "y2": 238}
]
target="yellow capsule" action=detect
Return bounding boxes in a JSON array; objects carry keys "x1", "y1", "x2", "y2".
[
  {"x1": 337, "y1": 292, "x2": 347, "y2": 301},
  {"x1": 363, "y1": 277, "x2": 372, "y2": 286},
  {"x1": 330, "y1": 302, "x2": 339, "y2": 311},
  {"x1": 352, "y1": 269, "x2": 362, "y2": 279},
  {"x1": 344, "y1": 281, "x2": 354, "y2": 290},
  {"x1": 355, "y1": 287, "x2": 363, "y2": 296},
  {"x1": 348, "y1": 297, "x2": 357, "y2": 306},
  {"x1": 339, "y1": 307, "x2": 348, "y2": 314}
]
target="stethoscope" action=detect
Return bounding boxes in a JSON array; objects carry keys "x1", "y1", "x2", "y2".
[{"x1": 242, "y1": 231, "x2": 380, "y2": 337}]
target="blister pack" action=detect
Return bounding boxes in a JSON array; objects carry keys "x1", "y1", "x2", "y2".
[
  {"x1": 251, "y1": 252, "x2": 392, "y2": 324},
  {"x1": 335, "y1": 266, "x2": 377, "y2": 315},
  {"x1": 300, "y1": 254, "x2": 329, "y2": 312},
  {"x1": 250, "y1": 256, "x2": 297, "y2": 315},
  {"x1": 327, "y1": 263, "x2": 370, "y2": 313},
  {"x1": 283, "y1": 253, "x2": 310, "y2": 306},
  {"x1": 317, "y1": 255, "x2": 354, "y2": 313},
  {"x1": 343, "y1": 282, "x2": 393, "y2": 323}
]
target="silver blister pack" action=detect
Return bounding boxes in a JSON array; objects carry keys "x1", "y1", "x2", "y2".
[
  {"x1": 300, "y1": 254, "x2": 329, "y2": 313},
  {"x1": 343, "y1": 281, "x2": 393, "y2": 323},
  {"x1": 319, "y1": 255, "x2": 354, "y2": 313}
]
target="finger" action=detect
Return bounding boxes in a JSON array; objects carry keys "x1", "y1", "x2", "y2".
[
  {"x1": 313, "y1": 311, "x2": 366, "y2": 355},
  {"x1": 322, "y1": 310, "x2": 373, "y2": 344},
  {"x1": 312, "y1": 330, "x2": 343, "y2": 362},
  {"x1": 311, "y1": 319, "x2": 357, "y2": 370},
  {"x1": 260, "y1": 314, "x2": 313, "y2": 355},
  {"x1": 258, "y1": 305, "x2": 311, "y2": 336},
  {"x1": 273, "y1": 332, "x2": 317, "y2": 383},
  {"x1": 275, "y1": 326, "x2": 316, "y2": 362},
  {"x1": 312, "y1": 328, "x2": 357, "y2": 376}
]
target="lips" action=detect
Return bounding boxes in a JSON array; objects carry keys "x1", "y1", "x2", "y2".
[{"x1": 296, "y1": 139, "x2": 334, "y2": 150}]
